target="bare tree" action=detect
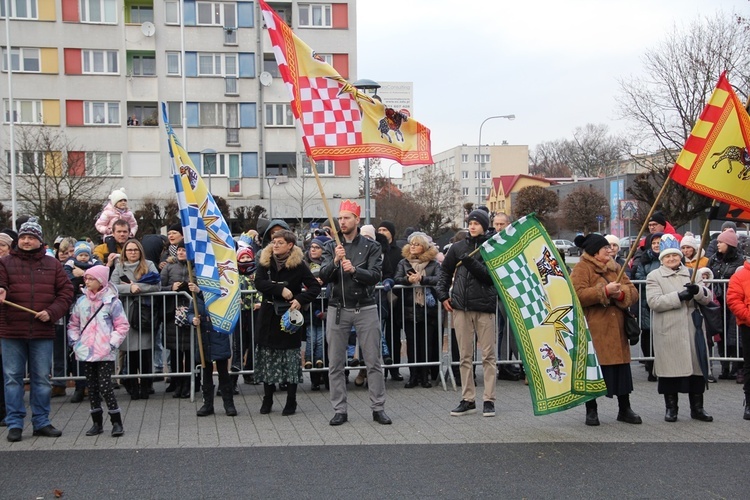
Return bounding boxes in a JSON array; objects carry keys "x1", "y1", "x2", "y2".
[
  {"x1": 281, "y1": 171, "x2": 322, "y2": 235},
  {"x1": 529, "y1": 141, "x2": 572, "y2": 178},
  {"x1": 561, "y1": 186, "x2": 609, "y2": 234},
  {"x1": 134, "y1": 197, "x2": 179, "y2": 237},
  {"x1": 514, "y1": 186, "x2": 559, "y2": 228},
  {"x1": 412, "y1": 168, "x2": 461, "y2": 237},
  {"x1": 617, "y1": 12, "x2": 750, "y2": 225},
  {"x1": 232, "y1": 205, "x2": 267, "y2": 234},
  {"x1": 0, "y1": 126, "x2": 111, "y2": 239}
]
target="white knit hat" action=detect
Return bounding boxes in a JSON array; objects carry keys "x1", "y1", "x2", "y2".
[{"x1": 109, "y1": 188, "x2": 128, "y2": 205}]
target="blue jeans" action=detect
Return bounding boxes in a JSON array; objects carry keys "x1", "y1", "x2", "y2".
[
  {"x1": 305, "y1": 324, "x2": 324, "y2": 364},
  {"x1": 1, "y1": 338, "x2": 54, "y2": 430}
]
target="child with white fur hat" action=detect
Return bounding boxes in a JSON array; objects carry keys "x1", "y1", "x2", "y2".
[{"x1": 95, "y1": 188, "x2": 138, "y2": 238}]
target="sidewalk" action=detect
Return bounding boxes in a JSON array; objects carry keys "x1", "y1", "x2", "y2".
[{"x1": 1, "y1": 364, "x2": 747, "y2": 451}]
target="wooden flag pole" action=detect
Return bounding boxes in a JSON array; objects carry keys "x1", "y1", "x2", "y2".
[
  {"x1": 690, "y1": 201, "x2": 718, "y2": 285},
  {"x1": 309, "y1": 158, "x2": 342, "y2": 247},
  {"x1": 186, "y1": 260, "x2": 207, "y2": 369},
  {"x1": 2, "y1": 300, "x2": 39, "y2": 316}
]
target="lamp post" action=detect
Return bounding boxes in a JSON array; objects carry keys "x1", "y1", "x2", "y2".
[
  {"x1": 266, "y1": 175, "x2": 288, "y2": 219},
  {"x1": 352, "y1": 78, "x2": 381, "y2": 225},
  {"x1": 477, "y1": 114, "x2": 515, "y2": 206},
  {"x1": 200, "y1": 148, "x2": 217, "y2": 193}
]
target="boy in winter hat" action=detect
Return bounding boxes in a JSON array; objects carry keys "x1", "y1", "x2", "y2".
[
  {"x1": 95, "y1": 188, "x2": 138, "y2": 238},
  {"x1": 65, "y1": 241, "x2": 103, "y2": 297}
]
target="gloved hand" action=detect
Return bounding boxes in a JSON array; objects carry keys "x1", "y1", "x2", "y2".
[
  {"x1": 382, "y1": 278, "x2": 395, "y2": 292},
  {"x1": 684, "y1": 283, "x2": 700, "y2": 296},
  {"x1": 677, "y1": 289, "x2": 693, "y2": 301}
]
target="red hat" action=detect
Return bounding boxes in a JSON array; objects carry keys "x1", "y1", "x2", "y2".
[{"x1": 339, "y1": 199, "x2": 361, "y2": 218}]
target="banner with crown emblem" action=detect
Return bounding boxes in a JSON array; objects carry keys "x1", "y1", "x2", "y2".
[{"x1": 480, "y1": 215, "x2": 606, "y2": 415}]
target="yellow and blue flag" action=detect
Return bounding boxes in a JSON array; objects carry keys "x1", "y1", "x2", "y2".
[{"x1": 162, "y1": 104, "x2": 240, "y2": 335}]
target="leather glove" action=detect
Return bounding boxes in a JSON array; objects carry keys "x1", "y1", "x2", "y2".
[
  {"x1": 382, "y1": 278, "x2": 395, "y2": 292},
  {"x1": 677, "y1": 289, "x2": 692, "y2": 301},
  {"x1": 684, "y1": 283, "x2": 700, "y2": 296}
]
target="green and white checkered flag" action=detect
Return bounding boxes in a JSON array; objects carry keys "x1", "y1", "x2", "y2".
[{"x1": 496, "y1": 255, "x2": 549, "y2": 330}]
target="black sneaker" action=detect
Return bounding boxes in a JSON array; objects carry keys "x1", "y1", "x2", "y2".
[
  {"x1": 32, "y1": 425, "x2": 62, "y2": 438},
  {"x1": 483, "y1": 401, "x2": 496, "y2": 417},
  {"x1": 6, "y1": 428, "x2": 21, "y2": 442},
  {"x1": 450, "y1": 400, "x2": 476, "y2": 416}
]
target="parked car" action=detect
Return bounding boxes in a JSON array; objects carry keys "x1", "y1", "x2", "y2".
[
  {"x1": 553, "y1": 239, "x2": 580, "y2": 257},
  {"x1": 618, "y1": 236, "x2": 640, "y2": 258}
]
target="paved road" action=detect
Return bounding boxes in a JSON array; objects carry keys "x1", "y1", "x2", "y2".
[{"x1": 1, "y1": 366, "x2": 748, "y2": 498}]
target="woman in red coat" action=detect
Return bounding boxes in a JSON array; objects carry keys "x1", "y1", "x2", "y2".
[{"x1": 725, "y1": 259, "x2": 750, "y2": 420}]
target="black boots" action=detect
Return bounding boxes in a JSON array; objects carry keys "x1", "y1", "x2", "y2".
[
  {"x1": 405, "y1": 369, "x2": 431, "y2": 388},
  {"x1": 404, "y1": 373, "x2": 419, "y2": 389},
  {"x1": 86, "y1": 409, "x2": 104, "y2": 436},
  {"x1": 70, "y1": 387, "x2": 85, "y2": 404},
  {"x1": 260, "y1": 383, "x2": 274, "y2": 414},
  {"x1": 220, "y1": 383, "x2": 237, "y2": 417},
  {"x1": 282, "y1": 383, "x2": 298, "y2": 416},
  {"x1": 585, "y1": 399, "x2": 599, "y2": 426},
  {"x1": 744, "y1": 396, "x2": 750, "y2": 421},
  {"x1": 616, "y1": 395, "x2": 642, "y2": 424},
  {"x1": 664, "y1": 394, "x2": 678, "y2": 422},
  {"x1": 197, "y1": 385, "x2": 215, "y2": 416},
  {"x1": 689, "y1": 393, "x2": 713, "y2": 422},
  {"x1": 109, "y1": 411, "x2": 124, "y2": 437}
]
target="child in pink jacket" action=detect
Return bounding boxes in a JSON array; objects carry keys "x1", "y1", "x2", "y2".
[
  {"x1": 67, "y1": 265, "x2": 130, "y2": 437},
  {"x1": 95, "y1": 188, "x2": 138, "y2": 238}
]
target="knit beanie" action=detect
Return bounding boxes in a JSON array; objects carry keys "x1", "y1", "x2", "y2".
[
  {"x1": 311, "y1": 235, "x2": 331, "y2": 248},
  {"x1": 574, "y1": 234, "x2": 609, "y2": 256},
  {"x1": 84, "y1": 265, "x2": 110, "y2": 286},
  {"x1": 18, "y1": 217, "x2": 43, "y2": 243},
  {"x1": 658, "y1": 234, "x2": 682, "y2": 261},
  {"x1": 0, "y1": 233, "x2": 12, "y2": 247},
  {"x1": 74, "y1": 241, "x2": 92, "y2": 258},
  {"x1": 717, "y1": 229, "x2": 738, "y2": 248},
  {"x1": 649, "y1": 211, "x2": 667, "y2": 227},
  {"x1": 378, "y1": 220, "x2": 396, "y2": 241},
  {"x1": 604, "y1": 234, "x2": 620, "y2": 247},
  {"x1": 360, "y1": 224, "x2": 376, "y2": 240},
  {"x1": 167, "y1": 223, "x2": 183, "y2": 235},
  {"x1": 109, "y1": 188, "x2": 128, "y2": 205},
  {"x1": 721, "y1": 221, "x2": 737, "y2": 231},
  {"x1": 680, "y1": 235, "x2": 700, "y2": 253},
  {"x1": 467, "y1": 210, "x2": 489, "y2": 232},
  {"x1": 236, "y1": 247, "x2": 254, "y2": 262}
]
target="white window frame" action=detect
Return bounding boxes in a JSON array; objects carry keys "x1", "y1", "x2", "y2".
[
  {"x1": 6, "y1": 151, "x2": 44, "y2": 175},
  {"x1": 198, "y1": 103, "x2": 223, "y2": 127},
  {"x1": 461, "y1": 170, "x2": 468, "y2": 179},
  {"x1": 201, "y1": 152, "x2": 239, "y2": 177},
  {"x1": 3, "y1": 99, "x2": 43, "y2": 124},
  {"x1": 196, "y1": 1, "x2": 237, "y2": 27},
  {"x1": 197, "y1": 53, "x2": 238, "y2": 77},
  {"x1": 265, "y1": 103, "x2": 294, "y2": 127},
  {"x1": 303, "y1": 158, "x2": 333, "y2": 176},
  {"x1": 462, "y1": 187, "x2": 469, "y2": 196},
  {"x1": 461, "y1": 154, "x2": 468, "y2": 163},
  {"x1": 79, "y1": 0, "x2": 118, "y2": 24},
  {"x1": 129, "y1": 5, "x2": 153, "y2": 23},
  {"x1": 82, "y1": 50, "x2": 119, "y2": 75},
  {"x1": 298, "y1": 3, "x2": 332, "y2": 28},
  {"x1": 166, "y1": 102, "x2": 182, "y2": 125},
  {"x1": 84, "y1": 101, "x2": 119, "y2": 126},
  {"x1": 85, "y1": 151, "x2": 122, "y2": 176},
  {"x1": 164, "y1": 0, "x2": 180, "y2": 24},
  {"x1": 131, "y1": 54, "x2": 156, "y2": 76},
  {"x1": 473, "y1": 153, "x2": 490, "y2": 163},
  {"x1": 2, "y1": 47, "x2": 40, "y2": 73},
  {"x1": 0, "y1": 0, "x2": 38, "y2": 19},
  {"x1": 166, "y1": 52, "x2": 181, "y2": 76}
]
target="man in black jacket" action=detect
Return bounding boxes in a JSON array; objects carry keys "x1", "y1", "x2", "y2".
[
  {"x1": 436, "y1": 210, "x2": 498, "y2": 417},
  {"x1": 378, "y1": 220, "x2": 404, "y2": 381},
  {"x1": 320, "y1": 200, "x2": 391, "y2": 426}
]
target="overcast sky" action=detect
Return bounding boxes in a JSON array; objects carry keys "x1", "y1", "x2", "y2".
[{"x1": 356, "y1": 0, "x2": 749, "y2": 174}]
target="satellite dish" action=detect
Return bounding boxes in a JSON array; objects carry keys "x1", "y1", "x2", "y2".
[
  {"x1": 141, "y1": 22, "x2": 156, "y2": 37},
  {"x1": 259, "y1": 71, "x2": 273, "y2": 87}
]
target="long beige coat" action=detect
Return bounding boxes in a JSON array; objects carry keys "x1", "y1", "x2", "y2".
[
  {"x1": 646, "y1": 264, "x2": 712, "y2": 378},
  {"x1": 570, "y1": 254, "x2": 638, "y2": 366}
]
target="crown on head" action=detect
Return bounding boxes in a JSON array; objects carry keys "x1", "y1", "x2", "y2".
[
  {"x1": 659, "y1": 234, "x2": 680, "y2": 253},
  {"x1": 339, "y1": 199, "x2": 361, "y2": 218}
]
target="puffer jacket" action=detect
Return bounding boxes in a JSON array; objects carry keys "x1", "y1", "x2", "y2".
[
  {"x1": 95, "y1": 201, "x2": 138, "y2": 236},
  {"x1": 187, "y1": 294, "x2": 231, "y2": 362},
  {"x1": 394, "y1": 244, "x2": 441, "y2": 322},
  {"x1": 727, "y1": 260, "x2": 750, "y2": 327},
  {"x1": 160, "y1": 259, "x2": 191, "y2": 350},
  {"x1": 319, "y1": 230, "x2": 382, "y2": 308},
  {"x1": 436, "y1": 233, "x2": 496, "y2": 313},
  {"x1": 67, "y1": 283, "x2": 129, "y2": 362},
  {"x1": 0, "y1": 246, "x2": 74, "y2": 340}
]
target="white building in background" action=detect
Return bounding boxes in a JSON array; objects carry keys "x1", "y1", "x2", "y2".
[{"x1": 0, "y1": 0, "x2": 360, "y2": 222}]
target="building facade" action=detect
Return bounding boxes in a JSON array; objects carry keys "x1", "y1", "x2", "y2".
[{"x1": 1, "y1": 0, "x2": 360, "y2": 223}]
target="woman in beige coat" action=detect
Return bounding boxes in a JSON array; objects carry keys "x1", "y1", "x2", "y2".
[
  {"x1": 646, "y1": 234, "x2": 714, "y2": 423},
  {"x1": 571, "y1": 234, "x2": 640, "y2": 426}
]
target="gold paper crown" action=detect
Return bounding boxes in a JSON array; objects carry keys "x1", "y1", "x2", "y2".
[{"x1": 339, "y1": 199, "x2": 361, "y2": 217}]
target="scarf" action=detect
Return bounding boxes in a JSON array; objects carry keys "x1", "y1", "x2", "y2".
[
  {"x1": 272, "y1": 251, "x2": 290, "y2": 271},
  {"x1": 408, "y1": 259, "x2": 429, "y2": 306}
]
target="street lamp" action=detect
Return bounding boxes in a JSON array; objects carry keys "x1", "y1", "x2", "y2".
[
  {"x1": 266, "y1": 175, "x2": 288, "y2": 219},
  {"x1": 352, "y1": 78, "x2": 381, "y2": 225},
  {"x1": 477, "y1": 114, "x2": 515, "y2": 206},
  {"x1": 200, "y1": 148, "x2": 217, "y2": 193}
]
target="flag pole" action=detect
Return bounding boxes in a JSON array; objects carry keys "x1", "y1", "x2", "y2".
[
  {"x1": 2, "y1": 300, "x2": 39, "y2": 316},
  {"x1": 186, "y1": 260, "x2": 207, "y2": 369},
  {"x1": 309, "y1": 158, "x2": 342, "y2": 247},
  {"x1": 690, "y1": 201, "x2": 718, "y2": 285}
]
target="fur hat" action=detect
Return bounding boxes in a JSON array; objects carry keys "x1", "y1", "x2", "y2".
[
  {"x1": 718, "y1": 229, "x2": 738, "y2": 248},
  {"x1": 574, "y1": 234, "x2": 609, "y2": 256},
  {"x1": 467, "y1": 210, "x2": 489, "y2": 232},
  {"x1": 109, "y1": 188, "x2": 128, "y2": 205},
  {"x1": 649, "y1": 211, "x2": 667, "y2": 227},
  {"x1": 74, "y1": 241, "x2": 92, "y2": 258},
  {"x1": 360, "y1": 224, "x2": 376, "y2": 240},
  {"x1": 84, "y1": 265, "x2": 109, "y2": 286},
  {"x1": 18, "y1": 217, "x2": 43, "y2": 243},
  {"x1": 378, "y1": 220, "x2": 396, "y2": 241},
  {"x1": 697, "y1": 267, "x2": 714, "y2": 280},
  {"x1": 658, "y1": 234, "x2": 682, "y2": 261}
]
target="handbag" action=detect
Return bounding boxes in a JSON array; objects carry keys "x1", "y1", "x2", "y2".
[
  {"x1": 127, "y1": 299, "x2": 153, "y2": 331},
  {"x1": 697, "y1": 300, "x2": 723, "y2": 338},
  {"x1": 623, "y1": 309, "x2": 640, "y2": 346},
  {"x1": 273, "y1": 298, "x2": 291, "y2": 316}
]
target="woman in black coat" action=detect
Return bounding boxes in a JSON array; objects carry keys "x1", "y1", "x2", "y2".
[
  {"x1": 254, "y1": 229, "x2": 321, "y2": 416},
  {"x1": 394, "y1": 232, "x2": 441, "y2": 388}
]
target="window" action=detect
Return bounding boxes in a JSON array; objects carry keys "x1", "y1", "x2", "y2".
[
  {"x1": 84, "y1": 101, "x2": 119, "y2": 125},
  {"x1": 303, "y1": 158, "x2": 333, "y2": 176},
  {"x1": 196, "y1": 1, "x2": 237, "y2": 27},
  {"x1": 462, "y1": 187, "x2": 469, "y2": 196},
  {"x1": 166, "y1": 102, "x2": 182, "y2": 125},
  {"x1": 197, "y1": 53, "x2": 238, "y2": 77},
  {"x1": 263, "y1": 55, "x2": 279, "y2": 77},
  {"x1": 265, "y1": 103, "x2": 294, "y2": 127},
  {"x1": 473, "y1": 154, "x2": 490, "y2": 163},
  {"x1": 474, "y1": 187, "x2": 490, "y2": 197},
  {"x1": 83, "y1": 50, "x2": 119, "y2": 74},
  {"x1": 6, "y1": 151, "x2": 44, "y2": 175},
  {"x1": 0, "y1": 0, "x2": 38, "y2": 19},
  {"x1": 199, "y1": 103, "x2": 223, "y2": 126},
  {"x1": 166, "y1": 52, "x2": 181, "y2": 75},
  {"x1": 129, "y1": 5, "x2": 153, "y2": 23},
  {"x1": 80, "y1": 0, "x2": 118, "y2": 24},
  {"x1": 201, "y1": 152, "x2": 239, "y2": 177},
  {"x1": 2, "y1": 47, "x2": 40, "y2": 73},
  {"x1": 461, "y1": 154, "x2": 468, "y2": 163},
  {"x1": 314, "y1": 53, "x2": 333, "y2": 65},
  {"x1": 473, "y1": 170, "x2": 491, "y2": 179},
  {"x1": 165, "y1": 0, "x2": 179, "y2": 24},
  {"x1": 298, "y1": 3, "x2": 331, "y2": 27},
  {"x1": 86, "y1": 152, "x2": 122, "y2": 176},
  {"x1": 461, "y1": 170, "x2": 468, "y2": 179},
  {"x1": 131, "y1": 55, "x2": 156, "y2": 76},
  {"x1": 4, "y1": 99, "x2": 43, "y2": 124},
  {"x1": 128, "y1": 103, "x2": 158, "y2": 125}
]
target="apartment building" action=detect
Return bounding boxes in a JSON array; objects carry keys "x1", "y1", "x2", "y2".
[{"x1": 1, "y1": 0, "x2": 359, "y2": 221}]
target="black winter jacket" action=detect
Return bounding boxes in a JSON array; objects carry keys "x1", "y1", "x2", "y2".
[
  {"x1": 436, "y1": 233, "x2": 496, "y2": 314},
  {"x1": 319, "y1": 231, "x2": 382, "y2": 308}
]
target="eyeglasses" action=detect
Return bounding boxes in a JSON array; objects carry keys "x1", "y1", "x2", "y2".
[
  {"x1": 310, "y1": 245, "x2": 322, "y2": 250},
  {"x1": 125, "y1": 248, "x2": 140, "y2": 252},
  {"x1": 83, "y1": 276, "x2": 99, "y2": 281},
  {"x1": 272, "y1": 241, "x2": 290, "y2": 247}
]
